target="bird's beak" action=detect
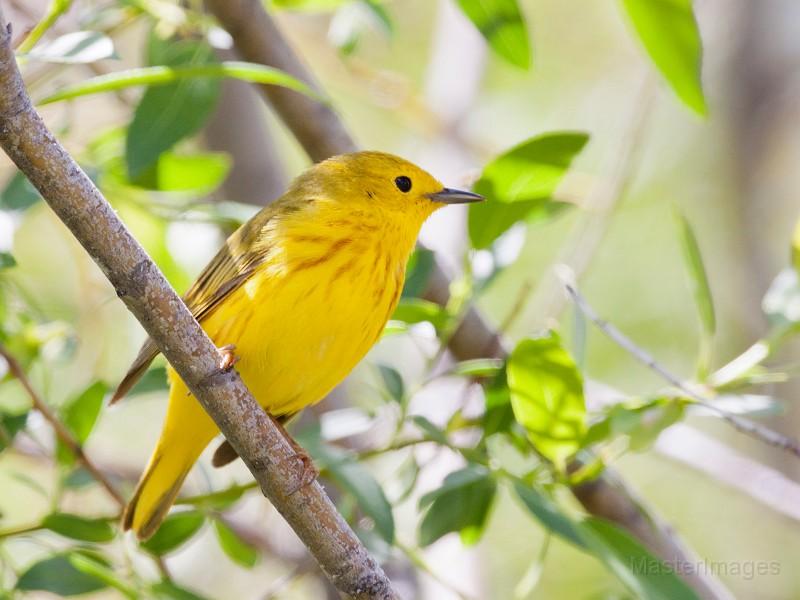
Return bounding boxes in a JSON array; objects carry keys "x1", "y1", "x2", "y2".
[{"x1": 427, "y1": 187, "x2": 484, "y2": 204}]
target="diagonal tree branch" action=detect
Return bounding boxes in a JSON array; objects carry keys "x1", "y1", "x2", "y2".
[
  {"x1": 201, "y1": 2, "x2": 733, "y2": 598},
  {"x1": 0, "y1": 9, "x2": 396, "y2": 600},
  {"x1": 557, "y1": 265, "x2": 800, "y2": 457}
]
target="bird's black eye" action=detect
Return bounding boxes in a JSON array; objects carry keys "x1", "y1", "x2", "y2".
[{"x1": 395, "y1": 176, "x2": 412, "y2": 193}]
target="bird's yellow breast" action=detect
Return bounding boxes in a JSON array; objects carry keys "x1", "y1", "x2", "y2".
[{"x1": 198, "y1": 207, "x2": 412, "y2": 417}]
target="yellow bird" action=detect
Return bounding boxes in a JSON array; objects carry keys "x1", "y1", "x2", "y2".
[{"x1": 113, "y1": 151, "x2": 483, "y2": 540}]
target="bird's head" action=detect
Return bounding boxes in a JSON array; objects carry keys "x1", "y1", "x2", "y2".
[{"x1": 292, "y1": 151, "x2": 483, "y2": 223}]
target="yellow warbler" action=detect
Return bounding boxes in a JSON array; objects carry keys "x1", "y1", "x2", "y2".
[{"x1": 113, "y1": 151, "x2": 482, "y2": 539}]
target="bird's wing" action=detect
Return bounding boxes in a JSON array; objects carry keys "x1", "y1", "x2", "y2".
[{"x1": 110, "y1": 207, "x2": 277, "y2": 404}]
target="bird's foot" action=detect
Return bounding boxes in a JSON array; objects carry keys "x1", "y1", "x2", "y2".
[
  {"x1": 265, "y1": 413, "x2": 317, "y2": 493},
  {"x1": 217, "y1": 344, "x2": 239, "y2": 372},
  {"x1": 285, "y1": 448, "x2": 318, "y2": 495}
]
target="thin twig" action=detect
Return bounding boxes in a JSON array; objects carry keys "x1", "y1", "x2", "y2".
[
  {"x1": 0, "y1": 514, "x2": 118, "y2": 539},
  {"x1": 15, "y1": 0, "x2": 72, "y2": 54},
  {"x1": 0, "y1": 344, "x2": 126, "y2": 506},
  {"x1": 357, "y1": 438, "x2": 447, "y2": 461},
  {"x1": 555, "y1": 265, "x2": 800, "y2": 457},
  {"x1": 0, "y1": 521, "x2": 44, "y2": 539}
]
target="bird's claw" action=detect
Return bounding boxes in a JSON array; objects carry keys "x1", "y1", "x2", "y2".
[
  {"x1": 217, "y1": 344, "x2": 239, "y2": 372},
  {"x1": 284, "y1": 450, "x2": 318, "y2": 495}
]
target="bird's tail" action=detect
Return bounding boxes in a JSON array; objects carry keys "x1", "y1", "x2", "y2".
[{"x1": 122, "y1": 374, "x2": 217, "y2": 540}]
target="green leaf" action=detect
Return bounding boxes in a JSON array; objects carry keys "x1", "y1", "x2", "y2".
[
  {"x1": 16, "y1": 554, "x2": 107, "y2": 596},
  {"x1": 418, "y1": 465, "x2": 496, "y2": 546},
  {"x1": 128, "y1": 366, "x2": 168, "y2": 397},
  {"x1": 469, "y1": 132, "x2": 589, "y2": 248},
  {"x1": 150, "y1": 581, "x2": 211, "y2": 600},
  {"x1": 475, "y1": 133, "x2": 589, "y2": 204},
  {"x1": 623, "y1": 400, "x2": 684, "y2": 451},
  {"x1": 25, "y1": 31, "x2": 116, "y2": 64},
  {"x1": 675, "y1": 212, "x2": 715, "y2": 335},
  {"x1": 126, "y1": 38, "x2": 221, "y2": 181},
  {"x1": 304, "y1": 436, "x2": 395, "y2": 544},
  {"x1": 402, "y1": 248, "x2": 435, "y2": 299},
  {"x1": 0, "y1": 252, "x2": 15, "y2": 270},
  {"x1": 419, "y1": 466, "x2": 489, "y2": 508},
  {"x1": 378, "y1": 364, "x2": 404, "y2": 403},
  {"x1": 324, "y1": 458, "x2": 395, "y2": 544},
  {"x1": 68, "y1": 554, "x2": 136, "y2": 599},
  {"x1": 411, "y1": 415, "x2": 449, "y2": 445},
  {"x1": 583, "y1": 517, "x2": 700, "y2": 600},
  {"x1": 62, "y1": 382, "x2": 106, "y2": 444},
  {"x1": 140, "y1": 152, "x2": 232, "y2": 193},
  {"x1": 512, "y1": 481, "x2": 586, "y2": 548},
  {"x1": 389, "y1": 298, "x2": 448, "y2": 330},
  {"x1": 620, "y1": 0, "x2": 706, "y2": 115},
  {"x1": 42, "y1": 512, "x2": 115, "y2": 542},
  {"x1": 141, "y1": 511, "x2": 205, "y2": 555},
  {"x1": 0, "y1": 410, "x2": 27, "y2": 452},
  {"x1": 456, "y1": 0, "x2": 531, "y2": 69},
  {"x1": 512, "y1": 481, "x2": 701, "y2": 600},
  {"x1": 469, "y1": 199, "x2": 570, "y2": 250},
  {"x1": 507, "y1": 333, "x2": 586, "y2": 468},
  {"x1": 179, "y1": 485, "x2": 247, "y2": 510},
  {"x1": 451, "y1": 358, "x2": 505, "y2": 378},
  {"x1": 482, "y1": 368, "x2": 516, "y2": 437},
  {"x1": 39, "y1": 61, "x2": 318, "y2": 106},
  {"x1": 0, "y1": 171, "x2": 40, "y2": 210},
  {"x1": 213, "y1": 519, "x2": 259, "y2": 568},
  {"x1": 584, "y1": 398, "x2": 684, "y2": 451},
  {"x1": 57, "y1": 382, "x2": 106, "y2": 467},
  {"x1": 63, "y1": 467, "x2": 95, "y2": 489}
]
